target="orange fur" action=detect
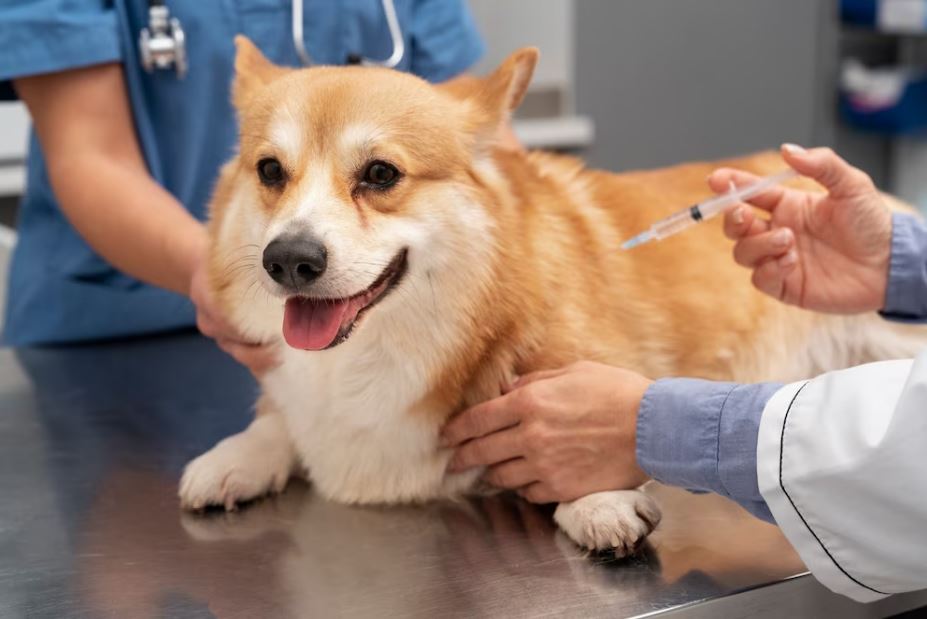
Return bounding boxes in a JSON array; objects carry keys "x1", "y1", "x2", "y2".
[
  {"x1": 206, "y1": 41, "x2": 907, "y2": 439},
  {"x1": 183, "y1": 41, "x2": 925, "y2": 550}
]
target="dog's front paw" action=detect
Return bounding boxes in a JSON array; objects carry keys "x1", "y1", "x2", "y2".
[
  {"x1": 553, "y1": 490, "x2": 661, "y2": 557},
  {"x1": 179, "y1": 422, "x2": 295, "y2": 511}
]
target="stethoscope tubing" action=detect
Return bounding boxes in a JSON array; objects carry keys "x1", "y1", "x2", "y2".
[
  {"x1": 292, "y1": 0, "x2": 404, "y2": 68},
  {"x1": 141, "y1": 0, "x2": 406, "y2": 77}
]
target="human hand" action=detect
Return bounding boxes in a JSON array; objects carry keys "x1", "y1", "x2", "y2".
[
  {"x1": 441, "y1": 361, "x2": 651, "y2": 504},
  {"x1": 189, "y1": 253, "x2": 279, "y2": 376},
  {"x1": 710, "y1": 144, "x2": 892, "y2": 314}
]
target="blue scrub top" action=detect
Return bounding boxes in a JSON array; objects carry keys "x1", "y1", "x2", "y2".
[{"x1": 0, "y1": 0, "x2": 483, "y2": 346}]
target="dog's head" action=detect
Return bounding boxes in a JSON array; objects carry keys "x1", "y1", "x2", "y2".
[{"x1": 211, "y1": 37, "x2": 537, "y2": 351}]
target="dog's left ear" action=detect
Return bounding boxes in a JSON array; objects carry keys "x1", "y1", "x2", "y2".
[
  {"x1": 481, "y1": 47, "x2": 539, "y2": 116},
  {"x1": 232, "y1": 35, "x2": 290, "y2": 108},
  {"x1": 449, "y1": 47, "x2": 538, "y2": 143}
]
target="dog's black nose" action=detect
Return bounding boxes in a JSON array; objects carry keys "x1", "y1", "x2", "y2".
[{"x1": 263, "y1": 235, "x2": 328, "y2": 287}]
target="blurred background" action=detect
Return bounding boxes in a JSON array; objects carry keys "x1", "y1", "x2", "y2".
[{"x1": 2, "y1": 0, "x2": 927, "y2": 317}]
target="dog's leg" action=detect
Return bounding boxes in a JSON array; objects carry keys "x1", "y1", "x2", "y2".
[
  {"x1": 179, "y1": 395, "x2": 298, "y2": 511},
  {"x1": 553, "y1": 489, "x2": 661, "y2": 557}
]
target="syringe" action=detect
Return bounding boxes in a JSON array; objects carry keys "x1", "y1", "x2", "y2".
[{"x1": 620, "y1": 169, "x2": 798, "y2": 250}]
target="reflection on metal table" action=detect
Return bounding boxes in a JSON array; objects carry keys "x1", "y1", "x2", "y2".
[{"x1": 1, "y1": 332, "x2": 925, "y2": 618}]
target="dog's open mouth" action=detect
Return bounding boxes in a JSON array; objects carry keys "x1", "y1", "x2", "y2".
[{"x1": 282, "y1": 249, "x2": 408, "y2": 351}]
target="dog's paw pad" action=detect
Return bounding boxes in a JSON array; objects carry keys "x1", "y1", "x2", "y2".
[{"x1": 554, "y1": 490, "x2": 661, "y2": 557}]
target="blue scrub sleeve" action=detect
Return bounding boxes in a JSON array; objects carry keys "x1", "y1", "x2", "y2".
[
  {"x1": 409, "y1": 0, "x2": 484, "y2": 82},
  {"x1": 0, "y1": 0, "x2": 122, "y2": 99}
]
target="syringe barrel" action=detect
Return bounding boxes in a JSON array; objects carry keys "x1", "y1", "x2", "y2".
[
  {"x1": 652, "y1": 208, "x2": 697, "y2": 240},
  {"x1": 625, "y1": 169, "x2": 798, "y2": 248}
]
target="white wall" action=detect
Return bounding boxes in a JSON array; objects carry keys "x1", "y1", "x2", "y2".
[
  {"x1": 468, "y1": 0, "x2": 574, "y2": 96},
  {"x1": 467, "y1": 0, "x2": 593, "y2": 149}
]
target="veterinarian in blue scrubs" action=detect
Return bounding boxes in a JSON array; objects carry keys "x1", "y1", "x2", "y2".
[
  {"x1": 0, "y1": 1, "x2": 483, "y2": 371},
  {"x1": 445, "y1": 144, "x2": 927, "y2": 603}
]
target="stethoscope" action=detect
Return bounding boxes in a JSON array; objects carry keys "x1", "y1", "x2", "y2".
[{"x1": 139, "y1": 0, "x2": 405, "y2": 79}]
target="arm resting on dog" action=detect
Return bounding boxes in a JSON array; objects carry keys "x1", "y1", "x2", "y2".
[
  {"x1": 15, "y1": 66, "x2": 275, "y2": 372},
  {"x1": 15, "y1": 65, "x2": 204, "y2": 296}
]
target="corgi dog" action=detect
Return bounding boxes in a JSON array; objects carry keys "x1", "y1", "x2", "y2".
[{"x1": 179, "y1": 37, "x2": 925, "y2": 554}]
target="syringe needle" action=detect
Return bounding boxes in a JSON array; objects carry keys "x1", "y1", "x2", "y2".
[{"x1": 620, "y1": 231, "x2": 654, "y2": 250}]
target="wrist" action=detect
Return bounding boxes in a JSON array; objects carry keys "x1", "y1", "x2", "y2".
[{"x1": 626, "y1": 374, "x2": 654, "y2": 485}]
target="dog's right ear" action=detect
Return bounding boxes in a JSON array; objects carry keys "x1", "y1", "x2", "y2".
[
  {"x1": 232, "y1": 36, "x2": 289, "y2": 108},
  {"x1": 439, "y1": 48, "x2": 538, "y2": 149}
]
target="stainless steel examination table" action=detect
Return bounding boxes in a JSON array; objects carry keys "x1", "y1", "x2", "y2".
[{"x1": 1, "y1": 333, "x2": 925, "y2": 619}]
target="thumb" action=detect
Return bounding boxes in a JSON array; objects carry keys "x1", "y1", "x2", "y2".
[{"x1": 780, "y1": 143, "x2": 874, "y2": 199}]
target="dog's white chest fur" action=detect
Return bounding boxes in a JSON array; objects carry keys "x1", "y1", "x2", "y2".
[{"x1": 263, "y1": 332, "x2": 477, "y2": 504}]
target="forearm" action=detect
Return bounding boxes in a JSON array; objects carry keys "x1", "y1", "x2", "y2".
[
  {"x1": 15, "y1": 65, "x2": 205, "y2": 296},
  {"x1": 47, "y1": 153, "x2": 206, "y2": 295}
]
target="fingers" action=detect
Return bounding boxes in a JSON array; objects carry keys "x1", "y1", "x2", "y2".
[
  {"x1": 441, "y1": 393, "x2": 521, "y2": 447},
  {"x1": 447, "y1": 428, "x2": 522, "y2": 472},
  {"x1": 483, "y1": 458, "x2": 537, "y2": 489},
  {"x1": 780, "y1": 143, "x2": 875, "y2": 199},
  {"x1": 195, "y1": 312, "x2": 220, "y2": 340},
  {"x1": 196, "y1": 304, "x2": 279, "y2": 375},
  {"x1": 732, "y1": 227, "x2": 794, "y2": 268},
  {"x1": 708, "y1": 167, "x2": 787, "y2": 212},
  {"x1": 506, "y1": 368, "x2": 567, "y2": 392},
  {"x1": 750, "y1": 252, "x2": 800, "y2": 303},
  {"x1": 217, "y1": 339, "x2": 279, "y2": 376},
  {"x1": 197, "y1": 307, "x2": 257, "y2": 347},
  {"x1": 723, "y1": 204, "x2": 770, "y2": 241},
  {"x1": 202, "y1": 307, "x2": 277, "y2": 375},
  {"x1": 517, "y1": 482, "x2": 557, "y2": 505}
]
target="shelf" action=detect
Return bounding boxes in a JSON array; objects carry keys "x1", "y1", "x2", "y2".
[
  {"x1": 0, "y1": 164, "x2": 25, "y2": 197},
  {"x1": 842, "y1": 24, "x2": 927, "y2": 36},
  {"x1": 512, "y1": 115, "x2": 595, "y2": 150}
]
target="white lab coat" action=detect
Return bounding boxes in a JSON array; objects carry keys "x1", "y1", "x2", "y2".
[{"x1": 757, "y1": 351, "x2": 927, "y2": 602}]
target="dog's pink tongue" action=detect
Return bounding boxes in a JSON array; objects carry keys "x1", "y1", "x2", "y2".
[{"x1": 283, "y1": 297, "x2": 349, "y2": 350}]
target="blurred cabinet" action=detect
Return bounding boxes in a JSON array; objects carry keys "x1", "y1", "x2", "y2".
[
  {"x1": 839, "y1": 3, "x2": 927, "y2": 210},
  {"x1": 573, "y1": 0, "x2": 827, "y2": 172},
  {"x1": 570, "y1": 0, "x2": 918, "y2": 205}
]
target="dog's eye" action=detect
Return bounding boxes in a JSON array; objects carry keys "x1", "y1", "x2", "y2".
[
  {"x1": 257, "y1": 158, "x2": 286, "y2": 187},
  {"x1": 362, "y1": 161, "x2": 400, "y2": 188}
]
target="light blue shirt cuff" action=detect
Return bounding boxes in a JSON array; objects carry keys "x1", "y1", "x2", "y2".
[
  {"x1": 636, "y1": 378, "x2": 782, "y2": 522},
  {"x1": 880, "y1": 212, "x2": 927, "y2": 323}
]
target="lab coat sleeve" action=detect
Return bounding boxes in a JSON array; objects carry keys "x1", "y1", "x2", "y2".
[
  {"x1": 408, "y1": 0, "x2": 484, "y2": 82},
  {"x1": 757, "y1": 352, "x2": 927, "y2": 603},
  {"x1": 0, "y1": 0, "x2": 122, "y2": 98}
]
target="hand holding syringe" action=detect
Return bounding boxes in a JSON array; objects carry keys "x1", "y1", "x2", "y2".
[{"x1": 621, "y1": 169, "x2": 798, "y2": 250}]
